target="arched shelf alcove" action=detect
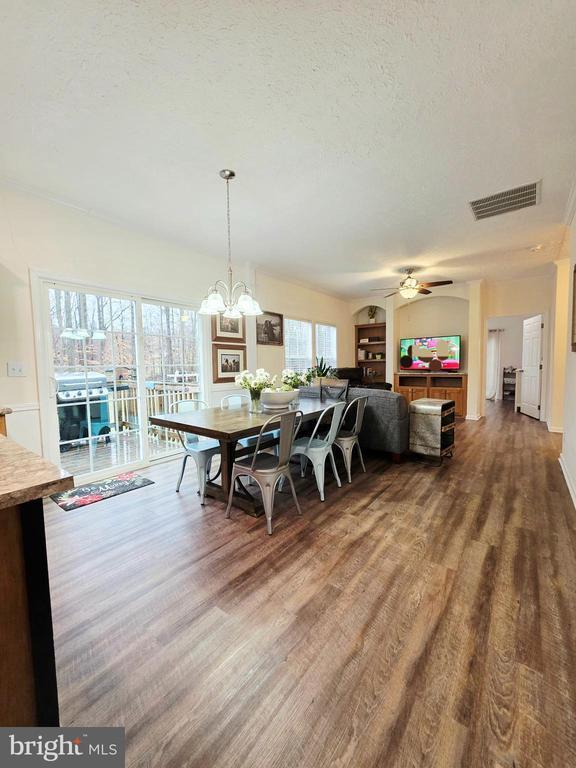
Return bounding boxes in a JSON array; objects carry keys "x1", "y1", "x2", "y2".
[
  {"x1": 351, "y1": 303, "x2": 387, "y2": 385},
  {"x1": 351, "y1": 303, "x2": 386, "y2": 325}
]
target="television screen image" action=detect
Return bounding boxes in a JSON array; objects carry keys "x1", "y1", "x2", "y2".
[{"x1": 400, "y1": 335, "x2": 461, "y2": 371}]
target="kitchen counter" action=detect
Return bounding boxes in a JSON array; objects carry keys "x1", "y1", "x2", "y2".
[
  {"x1": 0, "y1": 435, "x2": 72, "y2": 508},
  {"x1": 0, "y1": 407, "x2": 12, "y2": 436},
  {"x1": 0, "y1": 436, "x2": 73, "y2": 726}
]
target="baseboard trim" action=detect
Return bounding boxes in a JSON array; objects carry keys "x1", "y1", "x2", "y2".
[
  {"x1": 547, "y1": 424, "x2": 564, "y2": 434},
  {"x1": 559, "y1": 454, "x2": 576, "y2": 510},
  {"x1": 465, "y1": 414, "x2": 482, "y2": 421}
]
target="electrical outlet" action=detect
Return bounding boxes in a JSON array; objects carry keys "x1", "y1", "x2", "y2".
[{"x1": 7, "y1": 361, "x2": 25, "y2": 377}]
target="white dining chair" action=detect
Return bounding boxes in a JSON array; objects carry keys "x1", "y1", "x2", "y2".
[
  {"x1": 226, "y1": 410, "x2": 303, "y2": 535},
  {"x1": 290, "y1": 401, "x2": 346, "y2": 501},
  {"x1": 334, "y1": 396, "x2": 368, "y2": 483},
  {"x1": 171, "y1": 399, "x2": 220, "y2": 504}
]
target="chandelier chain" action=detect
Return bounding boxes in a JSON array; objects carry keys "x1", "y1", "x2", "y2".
[{"x1": 226, "y1": 179, "x2": 232, "y2": 271}]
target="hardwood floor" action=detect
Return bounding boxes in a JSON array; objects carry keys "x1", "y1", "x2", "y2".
[{"x1": 44, "y1": 402, "x2": 576, "y2": 768}]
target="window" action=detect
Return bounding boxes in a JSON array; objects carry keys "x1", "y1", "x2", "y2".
[
  {"x1": 285, "y1": 319, "x2": 313, "y2": 372},
  {"x1": 315, "y1": 323, "x2": 337, "y2": 368}
]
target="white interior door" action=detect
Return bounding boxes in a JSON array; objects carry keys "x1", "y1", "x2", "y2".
[{"x1": 520, "y1": 314, "x2": 542, "y2": 419}]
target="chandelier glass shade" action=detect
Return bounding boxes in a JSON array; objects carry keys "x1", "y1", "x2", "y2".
[
  {"x1": 398, "y1": 275, "x2": 419, "y2": 299},
  {"x1": 198, "y1": 170, "x2": 263, "y2": 317}
]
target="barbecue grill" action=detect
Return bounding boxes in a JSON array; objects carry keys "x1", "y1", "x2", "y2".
[{"x1": 56, "y1": 372, "x2": 111, "y2": 443}]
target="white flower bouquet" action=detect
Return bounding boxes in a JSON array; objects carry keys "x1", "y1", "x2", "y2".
[
  {"x1": 235, "y1": 369, "x2": 276, "y2": 411},
  {"x1": 280, "y1": 369, "x2": 312, "y2": 390}
]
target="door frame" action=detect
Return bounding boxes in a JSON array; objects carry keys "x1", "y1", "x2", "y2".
[
  {"x1": 30, "y1": 270, "x2": 206, "y2": 483},
  {"x1": 484, "y1": 310, "x2": 550, "y2": 422}
]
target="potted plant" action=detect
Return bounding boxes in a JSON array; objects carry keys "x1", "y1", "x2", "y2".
[
  {"x1": 367, "y1": 305, "x2": 378, "y2": 324},
  {"x1": 308, "y1": 357, "x2": 336, "y2": 402},
  {"x1": 234, "y1": 369, "x2": 276, "y2": 413}
]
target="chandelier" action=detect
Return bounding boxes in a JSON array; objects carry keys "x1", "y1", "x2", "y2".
[{"x1": 199, "y1": 170, "x2": 263, "y2": 318}]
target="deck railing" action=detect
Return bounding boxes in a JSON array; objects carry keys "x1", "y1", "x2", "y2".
[{"x1": 114, "y1": 382, "x2": 201, "y2": 447}]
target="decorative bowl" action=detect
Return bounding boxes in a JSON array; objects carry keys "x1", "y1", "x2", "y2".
[{"x1": 261, "y1": 390, "x2": 299, "y2": 410}]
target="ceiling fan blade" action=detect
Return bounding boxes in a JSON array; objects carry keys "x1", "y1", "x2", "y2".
[
  {"x1": 418, "y1": 280, "x2": 453, "y2": 288},
  {"x1": 383, "y1": 292, "x2": 398, "y2": 299},
  {"x1": 417, "y1": 288, "x2": 432, "y2": 295},
  {"x1": 370, "y1": 287, "x2": 398, "y2": 292}
]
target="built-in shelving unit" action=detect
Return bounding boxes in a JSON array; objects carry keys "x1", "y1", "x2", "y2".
[{"x1": 355, "y1": 322, "x2": 386, "y2": 384}]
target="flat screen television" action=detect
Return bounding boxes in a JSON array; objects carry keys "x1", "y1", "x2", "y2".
[{"x1": 400, "y1": 335, "x2": 461, "y2": 371}]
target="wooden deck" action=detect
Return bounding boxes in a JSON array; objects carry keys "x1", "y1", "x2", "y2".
[
  {"x1": 44, "y1": 401, "x2": 576, "y2": 768},
  {"x1": 59, "y1": 430, "x2": 181, "y2": 476}
]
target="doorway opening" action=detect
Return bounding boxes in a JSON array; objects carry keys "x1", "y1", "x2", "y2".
[{"x1": 485, "y1": 313, "x2": 547, "y2": 421}]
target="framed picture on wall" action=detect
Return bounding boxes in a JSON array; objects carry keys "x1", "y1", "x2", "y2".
[
  {"x1": 211, "y1": 314, "x2": 245, "y2": 343},
  {"x1": 212, "y1": 344, "x2": 246, "y2": 383},
  {"x1": 256, "y1": 311, "x2": 284, "y2": 345},
  {"x1": 572, "y1": 266, "x2": 576, "y2": 352}
]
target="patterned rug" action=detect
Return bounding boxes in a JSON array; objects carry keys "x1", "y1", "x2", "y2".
[{"x1": 50, "y1": 471, "x2": 154, "y2": 510}]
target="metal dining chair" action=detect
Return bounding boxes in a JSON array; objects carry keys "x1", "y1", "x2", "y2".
[
  {"x1": 220, "y1": 394, "x2": 250, "y2": 408},
  {"x1": 226, "y1": 410, "x2": 303, "y2": 535},
  {"x1": 290, "y1": 401, "x2": 346, "y2": 501},
  {"x1": 221, "y1": 394, "x2": 280, "y2": 454},
  {"x1": 334, "y1": 396, "x2": 368, "y2": 483},
  {"x1": 321, "y1": 378, "x2": 349, "y2": 401},
  {"x1": 171, "y1": 399, "x2": 220, "y2": 504}
]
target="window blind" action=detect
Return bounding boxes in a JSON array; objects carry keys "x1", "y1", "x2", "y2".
[
  {"x1": 315, "y1": 323, "x2": 337, "y2": 368},
  {"x1": 284, "y1": 319, "x2": 313, "y2": 372}
]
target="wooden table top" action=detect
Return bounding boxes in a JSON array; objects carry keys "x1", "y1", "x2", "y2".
[
  {"x1": 149, "y1": 397, "x2": 340, "y2": 441},
  {"x1": 0, "y1": 436, "x2": 74, "y2": 510}
]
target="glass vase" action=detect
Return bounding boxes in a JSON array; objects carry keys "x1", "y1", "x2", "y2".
[{"x1": 249, "y1": 392, "x2": 262, "y2": 413}]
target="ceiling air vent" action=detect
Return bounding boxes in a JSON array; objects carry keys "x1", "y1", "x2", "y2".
[{"x1": 469, "y1": 182, "x2": 540, "y2": 220}]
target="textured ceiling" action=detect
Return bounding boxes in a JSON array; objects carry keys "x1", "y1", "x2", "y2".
[{"x1": 1, "y1": 0, "x2": 576, "y2": 296}]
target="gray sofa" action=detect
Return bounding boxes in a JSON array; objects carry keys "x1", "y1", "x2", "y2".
[
  {"x1": 298, "y1": 385, "x2": 409, "y2": 458},
  {"x1": 348, "y1": 387, "x2": 409, "y2": 458}
]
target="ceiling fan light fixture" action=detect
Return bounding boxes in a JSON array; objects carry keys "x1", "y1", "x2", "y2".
[
  {"x1": 402, "y1": 276, "x2": 418, "y2": 289},
  {"x1": 399, "y1": 286, "x2": 419, "y2": 299}
]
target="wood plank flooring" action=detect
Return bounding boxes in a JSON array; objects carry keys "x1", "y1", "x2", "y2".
[{"x1": 44, "y1": 402, "x2": 576, "y2": 768}]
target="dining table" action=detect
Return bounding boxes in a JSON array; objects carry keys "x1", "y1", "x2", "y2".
[{"x1": 149, "y1": 396, "x2": 339, "y2": 516}]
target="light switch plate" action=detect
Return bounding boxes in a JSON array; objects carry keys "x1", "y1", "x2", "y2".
[{"x1": 7, "y1": 361, "x2": 25, "y2": 377}]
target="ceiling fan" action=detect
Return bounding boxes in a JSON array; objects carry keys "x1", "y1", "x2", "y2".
[{"x1": 371, "y1": 268, "x2": 453, "y2": 299}]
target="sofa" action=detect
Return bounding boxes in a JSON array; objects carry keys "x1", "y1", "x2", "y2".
[
  {"x1": 348, "y1": 387, "x2": 409, "y2": 459},
  {"x1": 298, "y1": 384, "x2": 409, "y2": 459}
]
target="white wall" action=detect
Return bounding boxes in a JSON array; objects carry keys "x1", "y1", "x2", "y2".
[
  {"x1": 561, "y1": 221, "x2": 576, "y2": 506},
  {"x1": 254, "y1": 271, "x2": 354, "y2": 377},
  {"x1": 485, "y1": 274, "x2": 554, "y2": 317},
  {"x1": 549, "y1": 258, "x2": 570, "y2": 432}
]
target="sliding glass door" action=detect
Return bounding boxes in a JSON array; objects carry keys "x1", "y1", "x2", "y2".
[
  {"x1": 43, "y1": 282, "x2": 203, "y2": 480},
  {"x1": 141, "y1": 301, "x2": 202, "y2": 459},
  {"x1": 48, "y1": 287, "x2": 143, "y2": 476}
]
